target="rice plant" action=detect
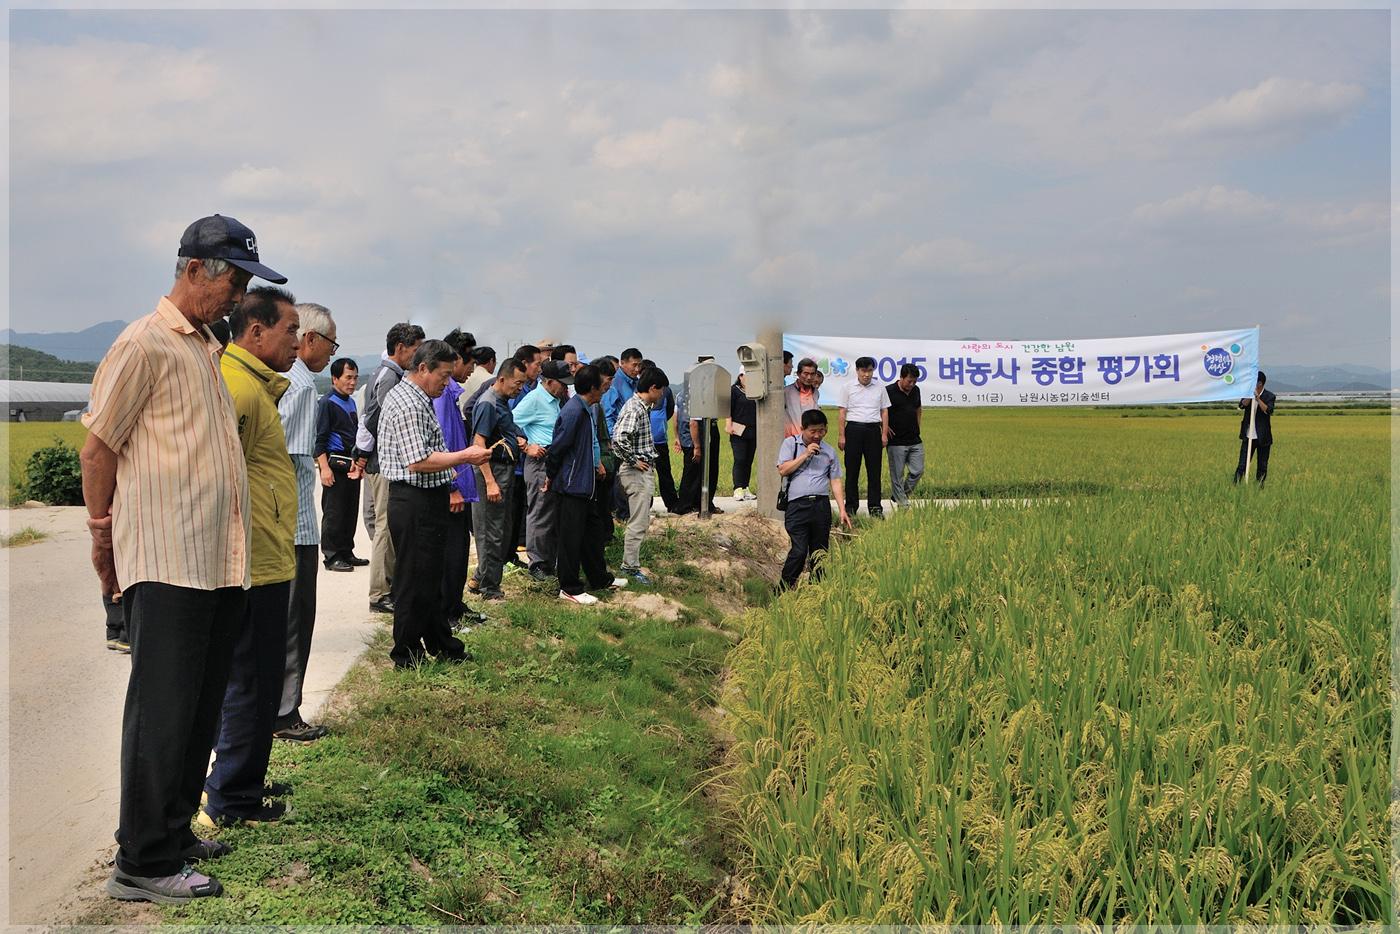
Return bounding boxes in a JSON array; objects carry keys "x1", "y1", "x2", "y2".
[{"x1": 723, "y1": 410, "x2": 1390, "y2": 924}]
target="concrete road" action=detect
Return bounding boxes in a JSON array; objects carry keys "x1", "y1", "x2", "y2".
[{"x1": 2, "y1": 505, "x2": 382, "y2": 925}]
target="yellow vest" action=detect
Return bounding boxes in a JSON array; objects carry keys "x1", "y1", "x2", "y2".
[{"x1": 221, "y1": 343, "x2": 296, "y2": 586}]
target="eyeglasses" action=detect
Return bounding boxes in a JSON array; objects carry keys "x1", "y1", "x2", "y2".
[{"x1": 312, "y1": 330, "x2": 340, "y2": 353}]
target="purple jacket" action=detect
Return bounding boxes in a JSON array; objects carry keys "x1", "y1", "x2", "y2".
[{"x1": 434, "y1": 378, "x2": 478, "y2": 502}]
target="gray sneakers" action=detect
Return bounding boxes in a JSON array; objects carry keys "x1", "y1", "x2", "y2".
[{"x1": 106, "y1": 864, "x2": 223, "y2": 903}]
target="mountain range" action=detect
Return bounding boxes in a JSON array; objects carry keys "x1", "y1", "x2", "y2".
[{"x1": 2, "y1": 322, "x2": 1394, "y2": 392}]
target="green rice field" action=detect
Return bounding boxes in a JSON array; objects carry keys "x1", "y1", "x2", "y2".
[
  {"x1": 3, "y1": 422, "x2": 87, "y2": 504},
  {"x1": 723, "y1": 409, "x2": 1391, "y2": 924}
]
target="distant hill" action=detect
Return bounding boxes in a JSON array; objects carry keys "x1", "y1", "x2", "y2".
[
  {"x1": 1265, "y1": 364, "x2": 1391, "y2": 393},
  {"x1": 0, "y1": 320, "x2": 128, "y2": 363},
  {"x1": 0, "y1": 345, "x2": 98, "y2": 383}
]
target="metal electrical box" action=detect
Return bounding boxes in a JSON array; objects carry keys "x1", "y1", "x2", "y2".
[{"x1": 685, "y1": 360, "x2": 731, "y2": 419}]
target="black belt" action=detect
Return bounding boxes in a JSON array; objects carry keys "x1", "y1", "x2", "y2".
[{"x1": 792, "y1": 494, "x2": 826, "y2": 502}]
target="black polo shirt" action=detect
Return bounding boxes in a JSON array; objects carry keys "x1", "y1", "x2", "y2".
[{"x1": 886, "y1": 382, "x2": 922, "y2": 446}]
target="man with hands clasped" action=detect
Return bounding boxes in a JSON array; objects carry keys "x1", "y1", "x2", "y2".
[{"x1": 837, "y1": 355, "x2": 891, "y2": 519}]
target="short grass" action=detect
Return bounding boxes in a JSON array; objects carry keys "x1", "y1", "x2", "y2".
[
  {"x1": 107, "y1": 521, "x2": 754, "y2": 925},
  {"x1": 723, "y1": 411, "x2": 1390, "y2": 924},
  {"x1": 3, "y1": 422, "x2": 87, "y2": 505},
  {"x1": 1, "y1": 526, "x2": 47, "y2": 547}
]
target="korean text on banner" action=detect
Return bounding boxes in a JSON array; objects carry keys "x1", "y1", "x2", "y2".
[{"x1": 784, "y1": 328, "x2": 1260, "y2": 408}]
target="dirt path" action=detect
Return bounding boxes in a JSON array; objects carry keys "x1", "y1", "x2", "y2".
[{"x1": 2, "y1": 505, "x2": 382, "y2": 925}]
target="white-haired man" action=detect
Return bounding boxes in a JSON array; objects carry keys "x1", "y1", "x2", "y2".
[
  {"x1": 273, "y1": 302, "x2": 338, "y2": 743},
  {"x1": 83, "y1": 214, "x2": 286, "y2": 904}
]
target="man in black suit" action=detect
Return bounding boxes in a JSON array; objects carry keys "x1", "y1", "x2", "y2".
[{"x1": 1234, "y1": 370, "x2": 1276, "y2": 485}]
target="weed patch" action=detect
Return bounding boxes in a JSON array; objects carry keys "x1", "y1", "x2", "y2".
[{"x1": 1, "y1": 526, "x2": 47, "y2": 547}]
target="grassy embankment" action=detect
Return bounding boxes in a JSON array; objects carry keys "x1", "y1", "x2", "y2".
[
  {"x1": 723, "y1": 411, "x2": 1391, "y2": 923},
  {"x1": 82, "y1": 514, "x2": 783, "y2": 925}
]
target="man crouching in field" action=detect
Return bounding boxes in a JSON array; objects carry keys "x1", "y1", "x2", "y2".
[
  {"x1": 82, "y1": 214, "x2": 287, "y2": 903},
  {"x1": 776, "y1": 409, "x2": 852, "y2": 589}
]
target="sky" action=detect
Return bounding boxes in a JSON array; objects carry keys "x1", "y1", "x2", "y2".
[{"x1": 6, "y1": 6, "x2": 1392, "y2": 379}]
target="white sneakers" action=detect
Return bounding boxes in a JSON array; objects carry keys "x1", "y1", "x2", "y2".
[
  {"x1": 560, "y1": 590, "x2": 599, "y2": 606},
  {"x1": 733, "y1": 487, "x2": 757, "y2": 501},
  {"x1": 560, "y1": 577, "x2": 629, "y2": 606}
]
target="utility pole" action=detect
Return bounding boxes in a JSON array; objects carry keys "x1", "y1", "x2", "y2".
[{"x1": 754, "y1": 328, "x2": 784, "y2": 519}]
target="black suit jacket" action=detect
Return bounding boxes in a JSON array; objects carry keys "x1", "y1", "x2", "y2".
[{"x1": 1238, "y1": 388, "x2": 1276, "y2": 445}]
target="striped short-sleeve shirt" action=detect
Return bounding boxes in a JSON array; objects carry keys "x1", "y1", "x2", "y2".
[
  {"x1": 83, "y1": 298, "x2": 251, "y2": 591},
  {"x1": 277, "y1": 358, "x2": 321, "y2": 546}
]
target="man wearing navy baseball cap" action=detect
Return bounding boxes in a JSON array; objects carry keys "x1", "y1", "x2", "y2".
[
  {"x1": 178, "y1": 214, "x2": 287, "y2": 285},
  {"x1": 83, "y1": 214, "x2": 286, "y2": 904}
]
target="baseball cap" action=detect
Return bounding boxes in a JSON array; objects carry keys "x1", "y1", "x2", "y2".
[
  {"x1": 178, "y1": 214, "x2": 287, "y2": 284},
  {"x1": 540, "y1": 360, "x2": 574, "y2": 385}
]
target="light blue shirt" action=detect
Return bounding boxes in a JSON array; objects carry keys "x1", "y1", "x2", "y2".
[
  {"x1": 777, "y1": 434, "x2": 842, "y2": 499},
  {"x1": 511, "y1": 383, "x2": 562, "y2": 447}
]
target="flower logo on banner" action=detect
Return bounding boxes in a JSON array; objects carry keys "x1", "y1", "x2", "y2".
[
  {"x1": 825, "y1": 357, "x2": 849, "y2": 376},
  {"x1": 1201, "y1": 342, "x2": 1243, "y2": 384}
]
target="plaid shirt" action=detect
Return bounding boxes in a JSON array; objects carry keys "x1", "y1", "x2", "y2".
[
  {"x1": 378, "y1": 378, "x2": 455, "y2": 488},
  {"x1": 611, "y1": 393, "x2": 655, "y2": 469}
]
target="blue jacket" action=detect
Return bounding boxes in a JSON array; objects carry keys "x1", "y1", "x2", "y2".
[
  {"x1": 649, "y1": 385, "x2": 674, "y2": 445},
  {"x1": 601, "y1": 368, "x2": 637, "y2": 434},
  {"x1": 546, "y1": 394, "x2": 596, "y2": 498}
]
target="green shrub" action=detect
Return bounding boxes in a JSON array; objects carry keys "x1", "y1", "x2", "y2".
[{"x1": 24, "y1": 441, "x2": 83, "y2": 505}]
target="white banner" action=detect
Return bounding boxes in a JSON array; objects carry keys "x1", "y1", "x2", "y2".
[{"x1": 783, "y1": 328, "x2": 1260, "y2": 407}]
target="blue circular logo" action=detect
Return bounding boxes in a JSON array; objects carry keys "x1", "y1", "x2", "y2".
[{"x1": 1203, "y1": 347, "x2": 1233, "y2": 378}]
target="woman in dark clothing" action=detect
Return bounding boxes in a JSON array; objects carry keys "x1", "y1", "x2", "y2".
[{"x1": 728, "y1": 372, "x2": 758, "y2": 500}]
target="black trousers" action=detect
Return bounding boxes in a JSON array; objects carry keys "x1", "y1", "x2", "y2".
[
  {"x1": 731, "y1": 434, "x2": 756, "y2": 489},
  {"x1": 389, "y1": 482, "x2": 465, "y2": 667},
  {"x1": 557, "y1": 491, "x2": 612, "y2": 595},
  {"x1": 205, "y1": 581, "x2": 290, "y2": 820},
  {"x1": 508, "y1": 470, "x2": 527, "y2": 551},
  {"x1": 678, "y1": 424, "x2": 721, "y2": 512},
  {"x1": 843, "y1": 422, "x2": 884, "y2": 514},
  {"x1": 653, "y1": 442, "x2": 679, "y2": 512},
  {"x1": 1235, "y1": 440, "x2": 1271, "y2": 483},
  {"x1": 593, "y1": 471, "x2": 620, "y2": 552},
  {"x1": 781, "y1": 495, "x2": 833, "y2": 588},
  {"x1": 441, "y1": 507, "x2": 471, "y2": 621},
  {"x1": 320, "y1": 469, "x2": 361, "y2": 562},
  {"x1": 116, "y1": 582, "x2": 245, "y2": 877},
  {"x1": 276, "y1": 544, "x2": 318, "y2": 729},
  {"x1": 103, "y1": 591, "x2": 125, "y2": 641}
]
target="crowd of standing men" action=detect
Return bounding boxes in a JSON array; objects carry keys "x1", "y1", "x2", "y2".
[{"x1": 79, "y1": 213, "x2": 933, "y2": 907}]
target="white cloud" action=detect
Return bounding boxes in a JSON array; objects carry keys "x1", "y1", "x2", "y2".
[
  {"x1": 1132, "y1": 185, "x2": 1276, "y2": 227},
  {"x1": 1168, "y1": 77, "x2": 1365, "y2": 140},
  {"x1": 593, "y1": 118, "x2": 708, "y2": 170},
  {"x1": 707, "y1": 62, "x2": 748, "y2": 98},
  {"x1": 897, "y1": 238, "x2": 1007, "y2": 276},
  {"x1": 1132, "y1": 186, "x2": 1386, "y2": 247},
  {"x1": 12, "y1": 38, "x2": 220, "y2": 164},
  {"x1": 749, "y1": 252, "x2": 819, "y2": 289}
]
